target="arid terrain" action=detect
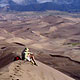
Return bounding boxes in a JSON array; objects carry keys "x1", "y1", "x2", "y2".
[{"x1": 0, "y1": 11, "x2": 80, "y2": 80}]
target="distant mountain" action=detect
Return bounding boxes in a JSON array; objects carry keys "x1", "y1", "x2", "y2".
[{"x1": 0, "y1": 0, "x2": 80, "y2": 12}]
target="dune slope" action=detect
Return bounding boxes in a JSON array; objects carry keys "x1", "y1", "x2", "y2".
[{"x1": 0, "y1": 60, "x2": 75, "y2": 80}]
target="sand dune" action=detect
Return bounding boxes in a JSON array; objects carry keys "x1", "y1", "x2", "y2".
[
  {"x1": 6, "y1": 37, "x2": 33, "y2": 45},
  {"x1": 0, "y1": 14, "x2": 80, "y2": 80},
  {"x1": 0, "y1": 60, "x2": 75, "y2": 80}
]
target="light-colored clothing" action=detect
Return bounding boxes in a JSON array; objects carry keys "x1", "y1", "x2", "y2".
[
  {"x1": 24, "y1": 51, "x2": 31, "y2": 61},
  {"x1": 26, "y1": 56, "x2": 31, "y2": 61}
]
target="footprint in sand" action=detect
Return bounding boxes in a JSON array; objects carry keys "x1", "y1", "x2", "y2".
[
  {"x1": 9, "y1": 61, "x2": 24, "y2": 80},
  {"x1": 0, "y1": 72, "x2": 3, "y2": 75}
]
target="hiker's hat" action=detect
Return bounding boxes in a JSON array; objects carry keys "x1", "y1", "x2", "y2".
[{"x1": 25, "y1": 48, "x2": 29, "y2": 51}]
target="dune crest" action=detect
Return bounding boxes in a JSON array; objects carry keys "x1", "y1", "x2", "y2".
[{"x1": 0, "y1": 60, "x2": 75, "y2": 80}]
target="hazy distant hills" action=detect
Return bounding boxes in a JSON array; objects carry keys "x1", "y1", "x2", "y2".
[{"x1": 0, "y1": 0, "x2": 80, "y2": 12}]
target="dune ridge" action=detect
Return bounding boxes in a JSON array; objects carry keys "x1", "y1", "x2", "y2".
[{"x1": 0, "y1": 60, "x2": 75, "y2": 80}]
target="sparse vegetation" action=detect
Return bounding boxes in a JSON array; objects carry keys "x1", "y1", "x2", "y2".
[{"x1": 71, "y1": 43, "x2": 80, "y2": 46}]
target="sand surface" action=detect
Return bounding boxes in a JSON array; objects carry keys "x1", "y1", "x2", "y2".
[{"x1": 0, "y1": 60, "x2": 75, "y2": 80}]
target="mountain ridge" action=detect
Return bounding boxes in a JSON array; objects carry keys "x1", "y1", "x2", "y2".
[{"x1": 0, "y1": 0, "x2": 80, "y2": 12}]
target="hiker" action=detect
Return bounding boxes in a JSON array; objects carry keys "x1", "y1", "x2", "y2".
[
  {"x1": 24, "y1": 48, "x2": 30, "y2": 61},
  {"x1": 22, "y1": 48, "x2": 37, "y2": 65}
]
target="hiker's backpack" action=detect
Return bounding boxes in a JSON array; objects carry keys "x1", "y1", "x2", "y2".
[
  {"x1": 14, "y1": 56, "x2": 21, "y2": 61},
  {"x1": 21, "y1": 48, "x2": 26, "y2": 60}
]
